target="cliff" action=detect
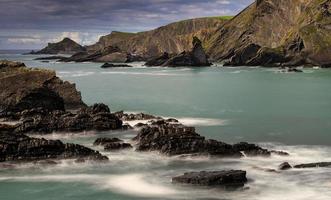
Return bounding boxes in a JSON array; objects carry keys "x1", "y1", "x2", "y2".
[{"x1": 206, "y1": 0, "x2": 331, "y2": 67}]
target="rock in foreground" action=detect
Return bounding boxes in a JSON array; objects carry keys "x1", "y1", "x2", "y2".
[
  {"x1": 101, "y1": 63, "x2": 133, "y2": 68},
  {"x1": 133, "y1": 119, "x2": 275, "y2": 157},
  {"x1": 3, "y1": 104, "x2": 123, "y2": 134},
  {"x1": 172, "y1": 170, "x2": 247, "y2": 187},
  {"x1": 294, "y1": 162, "x2": 331, "y2": 169},
  {"x1": 0, "y1": 60, "x2": 86, "y2": 111},
  {"x1": 0, "y1": 127, "x2": 107, "y2": 162}
]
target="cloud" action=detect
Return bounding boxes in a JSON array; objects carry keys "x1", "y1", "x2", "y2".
[{"x1": 0, "y1": 0, "x2": 254, "y2": 49}]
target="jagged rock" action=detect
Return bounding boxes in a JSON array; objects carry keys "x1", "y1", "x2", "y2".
[
  {"x1": 101, "y1": 63, "x2": 133, "y2": 68},
  {"x1": 133, "y1": 119, "x2": 272, "y2": 157},
  {"x1": 114, "y1": 111, "x2": 160, "y2": 121},
  {"x1": 0, "y1": 131, "x2": 108, "y2": 162},
  {"x1": 12, "y1": 104, "x2": 122, "y2": 134},
  {"x1": 294, "y1": 162, "x2": 331, "y2": 169},
  {"x1": 145, "y1": 52, "x2": 171, "y2": 66},
  {"x1": 0, "y1": 60, "x2": 86, "y2": 110},
  {"x1": 30, "y1": 38, "x2": 86, "y2": 55},
  {"x1": 172, "y1": 170, "x2": 247, "y2": 187},
  {"x1": 279, "y1": 162, "x2": 292, "y2": 170},
  {"x1": 279, "y1": 67, "x2": 304, "y2": 73},
  {"x1": 93, "y1": 137, "x2": 132, "y2": 151},
  {"x1": 146, "y1": 37, "x2": 211, "y2": 67}
]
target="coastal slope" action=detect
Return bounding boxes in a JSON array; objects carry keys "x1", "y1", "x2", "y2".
[{"x1": 207, "y1": 0, "x2": 331, "y2": 67}]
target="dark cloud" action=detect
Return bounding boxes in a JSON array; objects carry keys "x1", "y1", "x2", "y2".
[{"x1": 0, "y1": 0, "x2": 253, "y2": 49}]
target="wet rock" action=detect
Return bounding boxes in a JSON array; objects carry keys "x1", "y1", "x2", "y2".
[
  {"x1": 271, "y1": 150, "x2": 290, "y2": 156},
  {"x1": 0, "y1": 60, "x2": 86, "y2": 111},
  {"x1": 0, "y1": 131, "x2": 108, "y2": 162},
  {"x1": 94, "y1": 137, "x2": 133, "y2": 151},
  {"x1": 114, "y1": 111, "x2": 160, "y2": 121},
  {"x1": 279, "y1": 162, "x2": 292, "y2": 170},
  {"x1": 294, "y1": 162, "x2": 331, "y2": 169},
  {"x1": 172, "y1": 170, "x2": 247, "y2": 187},
  {"x1": 12, "y1": 104, "x2": 123, "y2": 134},
  {"x1": 101, "y1": 63, "x2": 133, "y2": 68},
  {"x1": 279, "y1": 67, "x2": 303, "y2": 73},
  {"x1": 232, "y1": 142, "x2": 271, "y2": 157},
  {"x1": 133, "y1": 119, "x2": 271, "y2": 157}
]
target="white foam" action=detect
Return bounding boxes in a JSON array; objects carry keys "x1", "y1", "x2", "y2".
[
  {"x1": 176, "y1": 117, "x2": 228, "y2": 126},
  {"x1": 100, "y1": 71, "x2": 184, "y2": 76},
  {"x1": 105, "y1": 174, "x2": 180, "y2": 197}
]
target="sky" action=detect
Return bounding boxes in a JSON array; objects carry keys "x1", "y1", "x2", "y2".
[{"x1": 0, "y1": 0, "x2": 253, "y2": 49}]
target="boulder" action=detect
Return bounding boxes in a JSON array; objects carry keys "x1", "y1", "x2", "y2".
[
  {"x1": 172, "y1": 170, "x2": 247, "y2": 187},
  {"x1": 145, "y1": 52, "x2": 171, "y2": 66},
  {"x1": 114, "y1": 111, "x2": 160, "y2": 121},
  {"x1": 279, "y1": 162, "x2": 292, "y2": 170},
  {"x1": 0, "y1": 131, "x2": 108, "y2": 162}
]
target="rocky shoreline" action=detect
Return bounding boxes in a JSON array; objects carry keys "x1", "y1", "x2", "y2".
[{"x1": 1, "y1": 60, "x2": 330, "y2": 188}]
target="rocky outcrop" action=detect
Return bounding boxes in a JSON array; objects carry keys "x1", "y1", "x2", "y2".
[
  {"x1": 133, "y1": 119, "x2": 276, "y2": 157},
  {"x1": 0, "y1": 60, "x2": 86, "y2": 111},
  {"x1": 172, "y1": 170, "x2": 247, "y2": 187},
  {"x1": 101, "y1": 63, "x2": 133, "y2": 68},
  {"x1": 145, "y1": 37, "x2": 211, "y2": 67},
  {"x1": 114, "y1": 111, "x2": 160, "y2": 121},
  {"x1": 0, "y1": 127, "x2": 108, "y2": 162},
  {"x1": 94, "y1": 137, "x2": 132, "y2": 151},
  {"x1": 6, "y1": 104, "x2": 123, "y2": 134},
  {"x1": 31, "y1": 38, "x2": 86, "y2": 55},
  {"x1": 207, "y1": 0, "x2": 331, "y2": 67}
]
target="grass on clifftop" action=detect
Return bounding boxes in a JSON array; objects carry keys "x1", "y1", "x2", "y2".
[{"x1": 209, "y1": 16, "x2": 234, "y2": 20}]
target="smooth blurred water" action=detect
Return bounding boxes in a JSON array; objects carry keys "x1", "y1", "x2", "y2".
[{"x1": 1, "y1": 52, "x2": 331, "y2": 200}]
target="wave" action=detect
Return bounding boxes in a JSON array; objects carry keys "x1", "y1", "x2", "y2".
[{"x1": 57, "y1": 71, "x2": 95, "y2": 77}]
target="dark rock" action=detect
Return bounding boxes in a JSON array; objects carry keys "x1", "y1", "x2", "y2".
[
  {"x1": 279, "y1": 162, "x2": 292, "y2": 170},
  {"x1": 145, "y1": 52, "x2": 171, "y2": 66},
  {"x1": 101, "y1": 63, "x2": 133, "y2": 68},
  {"x1": 114, "y1": 111, "x2": 159, "y2": 121},
  {"x1": 12, "y1": 104, "x2": 123, "y2": 134},
  {"x1": 0, "y1": 131, "x2": 108, "y2": 162},
  {"x1": 271, "y1": 150, "x2": 290, "y2": 156},
  {"x1": 172, "y1": 170, "x2": 247, "y2": 187},
  {"x1": 134, "y1": 123, "x2": 148, "y2": 128},
  {"x1": 0, "y1": 60, "x2": 86, "y2": 110},
  {"x1": 232, "y1": 142, "x2": 271, "y2": 157},
  {"x1": 30, "y1": 38, "x2": 86, "y2": 55},
  {"x1": 279, "y1": 67, "x2": 303, "y2": 73},
  {"x1": 34, "y1": 56, "x2": 68, "y2": 61},
  {"x1": 294, "y1": 162, "x2": 331, "y2": 169},
  {"x1": 94, "y1": 137, "x2": 132, "y2": 151},
  {"x1": 94, "y1": 137, "x2": 123, "y2": 146},
  {"x1": 104, "y1": 142, "x2": 133, "y2": 151},
  {"x1": 162, "y1": 37, "x2": 211, "y2": 67},
  {"x1": 133, "y1": 119, "x2": 271, "y2": 157}
]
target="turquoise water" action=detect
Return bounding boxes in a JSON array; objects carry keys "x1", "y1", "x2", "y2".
[{"x1": 1, "y1": 52, "x2": 331, "y2": 199}]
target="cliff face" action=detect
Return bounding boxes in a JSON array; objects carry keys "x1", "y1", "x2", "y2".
[
  {"x1": 0, "y1": 60, "x2": 86, "y2": 111},
  {"x1": 32, "y1": 38, "x2": 86, "y2": 55},
  {"x1": 87, "y1": 17, "x2": 228, "y2": 58},
  {"x1": 207, "y1": 0, "x2": 331, "y2": 67}
]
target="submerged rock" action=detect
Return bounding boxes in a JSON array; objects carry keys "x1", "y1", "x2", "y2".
[
  {"x1": 0, "y1": 131, "x2": 108, "y2": 162},
  {"x1": 172, "y1": 170, "x2": 247, "y2": 187},
  {"x1": 279, "y1": 162, "x2": 292, "y2": 170},
  {"x1": 133, "y1": 119, "x2": 273, "y2": 157},
  {"x1": 294, "y1": 162, "x2": 331, "y2": 169},
  {"x1": 94, "y1": 137, "x2": 133, "y2": 151},
  {"x1": 114, "y1": 111, "x2": 160, "y2": 121},
  {"x1": 101, "y1": 63, "x2": 133, "y2": 68}
]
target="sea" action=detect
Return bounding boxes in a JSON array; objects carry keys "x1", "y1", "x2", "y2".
[{"x1": 0, "y1": 50, "x2": 331, "y2": 200}]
